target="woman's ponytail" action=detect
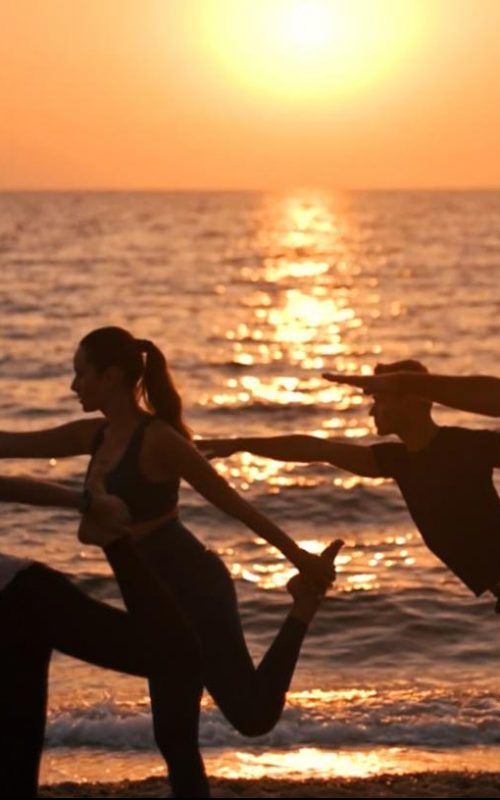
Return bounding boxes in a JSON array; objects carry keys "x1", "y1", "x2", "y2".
[
  {"x1": 140, "y1": 341, "x2": 191, "y2": 439},
  {"x1": 80, "y1": 327, "x2": 191, "y2": 440}
]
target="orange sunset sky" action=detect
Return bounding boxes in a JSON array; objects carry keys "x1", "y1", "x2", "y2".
[{"x1": 1, "y1": 0, "x2": 499, "y2": 191}]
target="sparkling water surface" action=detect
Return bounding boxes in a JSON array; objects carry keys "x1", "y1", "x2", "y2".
[{"x1": 1, "y1": 189, "x2": 499, "y2": 782}]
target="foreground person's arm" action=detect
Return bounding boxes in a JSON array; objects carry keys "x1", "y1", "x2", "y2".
[
  {"x1": 0, "y1": 475, "x2": 82, "y2": 507},
  {"x1": 323, "y1": 371, "x2": 500, "y2": 418},
  {"x1": 0, "y1": 475, "x2": 131, "y2": 533}
]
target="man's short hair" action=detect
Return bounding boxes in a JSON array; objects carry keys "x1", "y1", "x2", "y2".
[{"x1": 374, "y1": 359, "x2": 428, "y2": 375}]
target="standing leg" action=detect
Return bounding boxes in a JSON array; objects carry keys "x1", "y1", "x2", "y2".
[
  {"x1": 149, "y1": 675, "x2": 209, "y2": 799},
  {"x1": 104, "y1": 538, "x2": 211, "y2": 797}
]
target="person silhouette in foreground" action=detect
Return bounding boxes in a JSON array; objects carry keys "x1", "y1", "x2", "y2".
[
  {"x1": 0, "y1": 474, "x2": 181, "y2": 799},
  {"x1": 201, "y1": 359, "x2": 500, "y2": 607}
]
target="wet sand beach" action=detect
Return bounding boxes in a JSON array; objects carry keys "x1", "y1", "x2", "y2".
[{"x1": 40, "y1": 772, "x2": 500, "y2": 798}]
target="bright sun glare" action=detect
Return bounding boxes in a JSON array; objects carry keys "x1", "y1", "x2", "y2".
[
  {"x1": 190, "y1": 0, "x2": 428, "y2": 101},
  {"x1": 284, "y1": 0, "x2": 334, "y2": 49}
]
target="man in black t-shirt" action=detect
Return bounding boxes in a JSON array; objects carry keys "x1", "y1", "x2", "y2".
[{"x1": 200, "y1": 360, "x2": 500, "y2": 601}]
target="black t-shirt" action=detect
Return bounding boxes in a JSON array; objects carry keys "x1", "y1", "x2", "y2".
[{"x1": 371, "y1": 426, "x2": 500, "y2": 596}]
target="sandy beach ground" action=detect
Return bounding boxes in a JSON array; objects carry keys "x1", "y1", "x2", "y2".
[{"x1": 40, "y1": 772, "x2": 500, "y2": 798}]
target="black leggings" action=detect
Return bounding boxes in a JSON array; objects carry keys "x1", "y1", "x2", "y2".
[
  {"x1": 134, "y1": 520, "x2": 309, "y2": 735},
  {"x1": 0, "y1": 547, "x2": 208, "y2": 799},
  {"x1": 106, "y1": 532, "x2": 309, "y2": 793},
  {"x1": 1, "y1": 530, "x2": 309, "y2": 799}
]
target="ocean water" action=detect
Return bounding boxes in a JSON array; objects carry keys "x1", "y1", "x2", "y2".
[{"x1": 0, "y1": 189, "x2": 500, "y2": 785}]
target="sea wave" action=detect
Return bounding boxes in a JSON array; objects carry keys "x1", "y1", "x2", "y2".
[{"x1": 45, "y1": 686, "x2": 500, "y2": 751}]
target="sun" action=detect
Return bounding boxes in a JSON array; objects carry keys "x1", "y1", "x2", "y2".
[
  {"x1": 282, "y1": 0, "x2": 336, "y2": 50},
  {"x1": 188, "y1": 0, "x2": 429, "y2": 102}
]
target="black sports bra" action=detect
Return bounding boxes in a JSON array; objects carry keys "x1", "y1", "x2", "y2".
[{"x1": 87, "y1": 416, "x2": 179, "y2": 523}]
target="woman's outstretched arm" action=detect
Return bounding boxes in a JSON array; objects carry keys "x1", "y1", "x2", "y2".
[
  {"x1": 322, "y1": 371, "x2": 500, "y2": 417},
  {"x1": 0, "y1": 418, "x2": 103, "y2": 458},
  {"x1": 152, "y1": 426, "x2": 335, "y2": 591}
]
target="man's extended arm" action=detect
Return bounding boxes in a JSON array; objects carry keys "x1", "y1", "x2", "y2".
[
  {"x1": 199, "y1": 435, "x2": 382, "y2": 477},
  {"x1": 323, "y1": 371, "x2": 500, "y2": 417}
]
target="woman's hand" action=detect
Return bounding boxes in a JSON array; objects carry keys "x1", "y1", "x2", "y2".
[
  {"x1": 78, "y1": 491, "x2": 131, "y2": 546},
  {"x1": 287, "y1": 540, "x2": 344, "y2": 621},
  {"x1": 196, "y1": 438, "x2": 240, "y2": 459},
  {"x1": 293, "y1": 540, "x2": 344, "y2": 592}
]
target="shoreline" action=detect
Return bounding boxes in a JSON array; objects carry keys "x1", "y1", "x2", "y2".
[{"x1": 40, "y1": 771, "x2": 500, "y2": 798}]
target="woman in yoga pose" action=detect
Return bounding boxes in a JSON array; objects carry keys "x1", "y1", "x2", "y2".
[{"x1": 0, "y1": 326, "x2": 341, "y2": 798}]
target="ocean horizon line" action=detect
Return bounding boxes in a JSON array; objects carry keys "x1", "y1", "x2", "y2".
[{"x1": 1, "y1": 185, "x2": 499, "y2": 195}]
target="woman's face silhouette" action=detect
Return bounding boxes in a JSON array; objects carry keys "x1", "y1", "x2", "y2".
[{"x1": 71, "y1": 345, "x2": 112, "y2": 412}]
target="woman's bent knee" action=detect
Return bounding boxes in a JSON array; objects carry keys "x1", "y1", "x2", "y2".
[{"x1": 224, "y1": 702, "x2": 283, "y2": 738}]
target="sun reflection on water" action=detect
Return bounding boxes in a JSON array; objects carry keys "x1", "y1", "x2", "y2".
[
  {"x1": 220, "y1": 192, "x2": 368, "y2": 377},
  {"x1": 262, "y1": 289, "x2": 362, "y2": 346},
  {"x1": 264, "y1": 259, "x2": 330, "y2": 281},
  {"x1": 214, "y1": 746, "x2": 390, "y2": 780},
  {"x1": 228, "y1": 535, "x2": 356, "y2": 590},
  {"x1": 199, "y1": 192, "x2": 430, "y2": 595},
  {"x1": 207, "y1": 188, "x2": 380, "y2": 419}
]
